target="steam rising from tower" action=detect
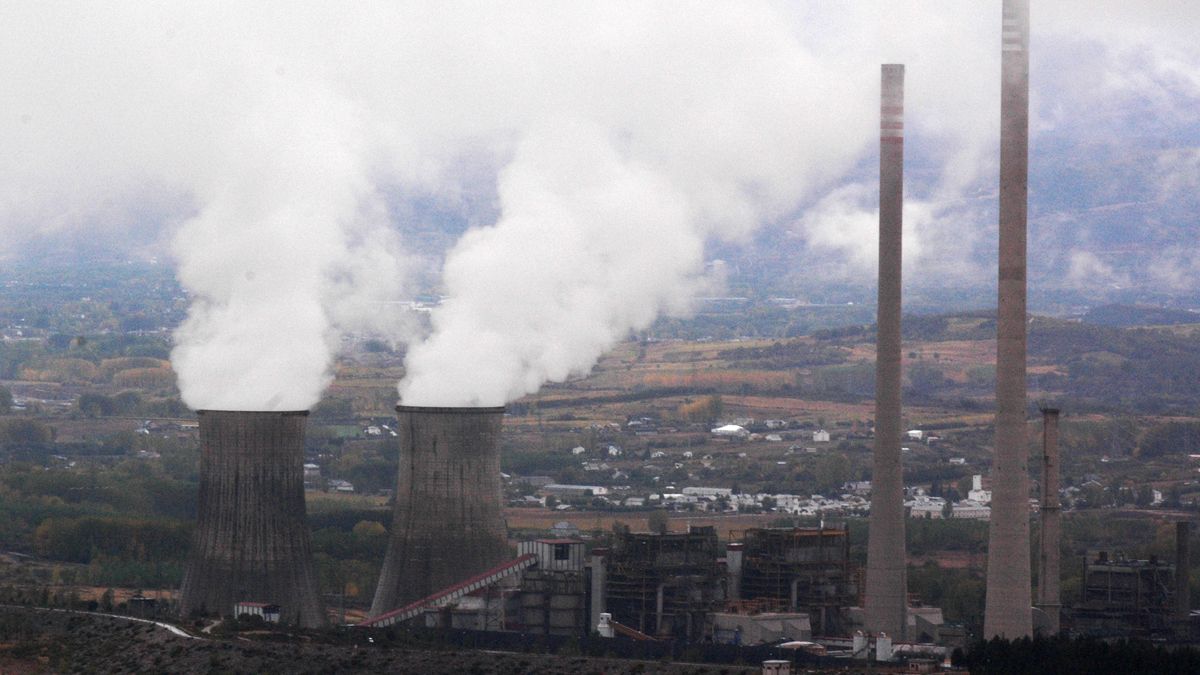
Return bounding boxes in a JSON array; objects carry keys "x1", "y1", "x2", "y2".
[
  {"x1": 179, "y1": 411, "x2": 326, "y2": 628},
  {"x1": 865, "y1": 63, "x2": 908, "y2": 639},
  {"x1": 985, "y1": 0, "x2": 1033, "y2": 640},
  {"x1": 370, "y1": 406, "x2": 508, "y2": 616}
]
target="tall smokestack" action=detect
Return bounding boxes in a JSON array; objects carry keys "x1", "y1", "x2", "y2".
[
  {"x1": 865, "y1": 63, "x2": 907, "y2": 640},
  {"x1": 179, "y1": 411, "x2": 327, "y2": 628},
  {"x1": 985, "y1": 0, "x2": 1033, "y2": 641},
  {"x1": 369, "y1": 405, "x2": 509, "y2": 616},
  {"x1": 1036, "y1": 408, "x2": 1061, "y2": 634},
  {"x1": 1177, "y1": 521, "x2": 1191, "y2": 626}
]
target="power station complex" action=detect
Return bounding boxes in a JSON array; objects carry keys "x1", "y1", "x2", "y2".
[{"x1": 176, "y1": 0, "x2": 1196, "y2": 656}]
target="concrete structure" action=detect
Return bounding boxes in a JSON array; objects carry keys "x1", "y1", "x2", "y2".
[
  {"x1": 179, "y1": 411, "x2": 326, "y2": 628},
  {"x1": 711, "y1": 611, "x2": 811, "y2": 645},
  {"x1": 370, "y1": 406, "x2": 509, "y2": 616},
  {"x1": 1036, "y1": 408, "x2": 1062, "y2": 634},
  {"x1": 726, "y1": 543, "x2": 744, "y2": 601},
  {"x1": 517, "y1": 541, "x2": 588, "y2": 636},
  {"x1": 985, "y1": 0, "x2": 1033, "y2": 640},
  {"x1": 589, "y1": 548, "x2": 609, "y2": 633},
  {"x1": 866, "y1": 62, "x2": 908, "y2": 640}
]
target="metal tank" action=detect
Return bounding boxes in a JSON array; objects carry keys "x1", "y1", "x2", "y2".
[
  {"x1": 179, "y1": 410, "x2": 327, "y2": 628},
  {"x1": 369, "y1": 405, "x2": 509, "y2": 616}
]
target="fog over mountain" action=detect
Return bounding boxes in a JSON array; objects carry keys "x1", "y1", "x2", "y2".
[{"x1": 1, "y1": 2, "x2": 1197, "y2": 406}]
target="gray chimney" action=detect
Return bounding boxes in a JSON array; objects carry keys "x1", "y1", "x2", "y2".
[
  {"x1": 864, "y1": 63, "x2": 908, "y2": 640},
  {"x1": 984, "y1": 0, "x2": 1033, "y2": 641}
]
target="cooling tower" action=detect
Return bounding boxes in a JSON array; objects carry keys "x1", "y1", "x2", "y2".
[
  {"x1": 864, "y1": 63, "x2": 908, "y2": 640},
  {"x1": 369, "y1": 405, "x2": 508, "y2": 616},
  {"x1": 984, "y1": 0, "x2": 1033, "y2": 640},
  {"x1": 1036, "y1": 408, "x2": 1061, "y2": 635},
  {"x1": 179, "y1": 410, "x2": 327, "y2": 628}
]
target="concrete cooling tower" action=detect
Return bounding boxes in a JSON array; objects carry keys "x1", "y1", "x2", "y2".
[
  {"x1": 369, "y1": 405, "x2": 509, "y2": 616},
  {"x1": 179, "y1": 410, "x2": 327, "y2": 628}
]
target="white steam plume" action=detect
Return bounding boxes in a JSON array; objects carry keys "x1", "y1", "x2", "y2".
[
  {"x1": 3, "y1": 2, "x2": 1197, "y2": 410},
  {"x1": 1, "y1": 4, "x2": 413, "y2": 411}
]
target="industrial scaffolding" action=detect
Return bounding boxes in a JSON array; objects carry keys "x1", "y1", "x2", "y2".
[
  {"x1": 737, "y1": 527, "x2": 855, "y2": 636},
  {"x1": 604, "y1": 526, "x2": 723, "y2": 641},
  {"x1": 1073, "y1": 550, "x2": 1178, "y2": 637}
]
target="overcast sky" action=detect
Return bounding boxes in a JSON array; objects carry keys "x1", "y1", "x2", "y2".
[{"x1": 1, "y1": 2, "x2": 1197, "y2": 406}]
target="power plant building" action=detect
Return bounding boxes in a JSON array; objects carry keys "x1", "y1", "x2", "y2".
[
  {"x1": 179, "y1": 410, "x2": 327, "y2": 628},
  {"x1": 602, "y1": 527, "x2": 725, "y2": 642},
  {"x1": 735, "y1": 527, "x2": 856, "y2": 637}
]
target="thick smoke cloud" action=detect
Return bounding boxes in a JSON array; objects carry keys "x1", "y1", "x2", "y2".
[{"x1": 2, "y1": 2, "x2": 1197, "y2": 409}]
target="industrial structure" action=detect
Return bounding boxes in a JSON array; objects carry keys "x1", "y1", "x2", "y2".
[
  {"x1": 602, "y1": 526, "x2": 724, "y2": 642},
  {"x1": 1073, "y1": 550, "x2": 1179, "y2": 637},
  {"x1": 179, "y1": 410, "x2": 327, "y2": 628},
  {"x1": 359, "y1": 525, "x2": 871, "y2": 648},
  {"x1": 986, "y1": 0, "x2": 1034, "y2": 640},
  {"x1": 370, "y1": 405, "x2": 509, "y2": 617},
  {"x1": 737, "y1": 527, "x2": 856, "y2": 637},
  {"x1": 865, "y1": 62, "x2": 908, "y2": 640},
  {"x1": 1036, "y1": 408, "x2": 1062, "y2": 634}
]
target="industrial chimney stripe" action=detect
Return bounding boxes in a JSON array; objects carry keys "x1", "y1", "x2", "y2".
[
  {"x1": 985, "y1": 0, "x2": 1033, "y2": 641},
  {"x1": 865, "y1": 62, "x2": 908, "y2": 640}
]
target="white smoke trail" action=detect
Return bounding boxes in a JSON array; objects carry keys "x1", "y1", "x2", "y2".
[{"x1": 2, "y1": 2, "x2": 1196, "y2": 410}]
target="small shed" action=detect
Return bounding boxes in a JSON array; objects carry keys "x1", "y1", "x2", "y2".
[
  {"x1": 518, "y1": 539, "x2": 587, "y2": 572},
  {"x1": 234, "y1": 601, "x2": 281, "y2": 623}
]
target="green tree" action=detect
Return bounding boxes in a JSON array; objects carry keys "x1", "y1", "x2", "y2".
[
  {"x1": 1138, "y1": 421, "x2": 1200, "y2": 458},
  {"x1": 647, "y1": 509, "x2": 670, "y2": 534},
  {"x1": 0, "y1": 418, "x2": 53, "y2": 444},
  {"x1": 0, "y1": 385, "x2": 12, "y2": 413},
  {"x1": 813, "y1": 453, "x2": 851, "y2": 495}
]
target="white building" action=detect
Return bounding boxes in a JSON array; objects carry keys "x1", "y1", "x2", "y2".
[
  {"x1": 234, "y1": 602, "x2": 280, "y2": 623},
  {"x1": 813, "y1": 429, "x2": 831, "y2": 443},
  {"x1": 951, "y1": 501, "x2": 991, "y2": 520},
  {"x1": 542, "y1": 484, "x2": 609, "y2": 496},
  {"x1": 712, "y1": 424, "x2": 749, "y2": 438},
  {"x1": 967, "y1": 475, "x2": 991, "y2": 504},
  {"x1": 907, "y1": 496, "x2": 947, "y2": 519},
  {"x1": 327, "y1": 479, "x2": 355, "y2": 493},
  {"x1": 682, "y1": 486, "x2": 733, "y2": 499}
]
